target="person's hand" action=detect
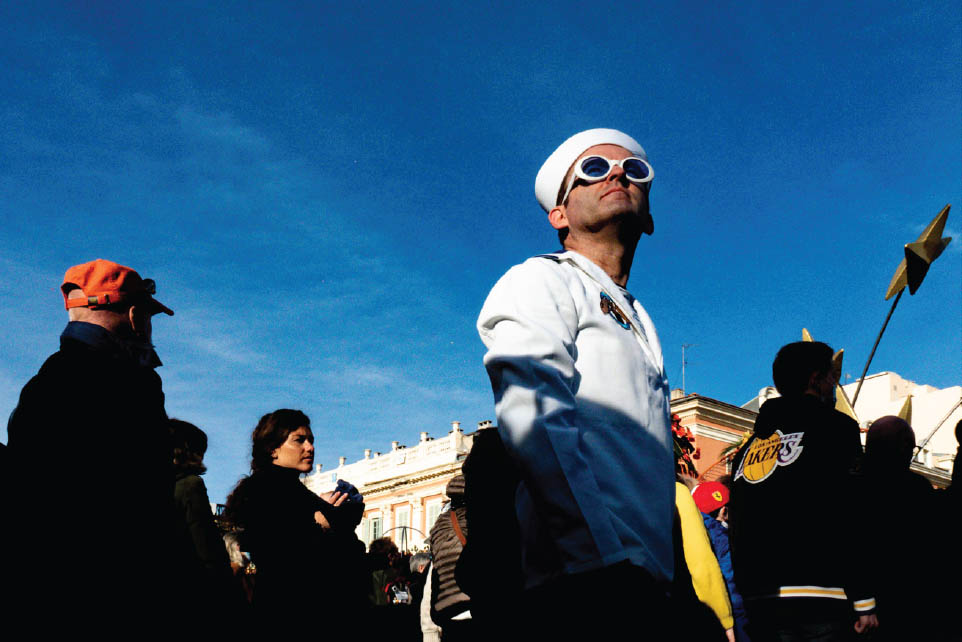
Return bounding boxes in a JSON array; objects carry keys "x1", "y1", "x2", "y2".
[
  {"x1": 854, "y1": 613, "x2": 879, "y2": 634},
  {"x1": 725, "y1": 628, "x2": 735, "y2": 642},
  {"x1": 314, "y1": 510, "x2": 331, "y2": 530},
  {"x1": 314, "y1": 491, "x2": 347, "y2": 531},
  {"x1": 718, "y1": 506, "x2": 729, "y2": 524},
  {"x1": 320, "y1": 490, "x2": 347, "y2": 506}
]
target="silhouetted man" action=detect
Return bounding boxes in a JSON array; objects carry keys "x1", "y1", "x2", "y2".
[
  {"x1": 730, "y1": 341, "x2": 878, "y2": 640},
  {"x1": 6, "y1": 259, "x2": 175, "y2": 631}
]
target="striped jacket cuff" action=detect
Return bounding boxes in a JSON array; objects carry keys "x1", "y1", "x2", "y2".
[
  {"x1": 773, "y1": 586, "x2": 876, "y2": 613},
  {"x1": 778, "y1": 586, "x2": 847, "y2": 600}
]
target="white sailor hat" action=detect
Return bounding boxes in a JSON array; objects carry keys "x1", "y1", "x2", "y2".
[{"x1": 534, "y1": 128, "x2": 648, "y2": 213}]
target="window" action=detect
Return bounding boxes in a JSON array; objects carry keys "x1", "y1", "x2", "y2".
[
  {"x1": 426, "y1": 499, "x2": 443, "y2": 531},
  {"x1": 370, "y1": 516, "x2": 382, "y2": 541},
  {"x1": 396, "y1": 507, "x2": 411, "y2": 551}
]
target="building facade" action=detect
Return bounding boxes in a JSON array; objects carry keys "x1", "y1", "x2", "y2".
[
  {"x1": 302, "y1": 402, "x2": 761, "y2": 551},
  {"x1": 301, "y1": 371, "x2": 957, "y2": 551},
  {"x1": 670, "y1": 389, "x2": 757, "y2": 480},
  {"x1": 843, "y1": 371, "x2": 959, "y2": 481},
  {"x1": 303, "y1": 420, "x2": 480, "y2": 551}
]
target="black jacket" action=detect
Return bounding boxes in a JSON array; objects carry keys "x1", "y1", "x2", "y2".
[
  {"x1": 5, "y1": 324, "x2": 173, "y2": 630},
  {"x1": 174, "y1": 474, "x2": 232, "y2": 578},
  {"x1": 227, "y1": 465, "x2": 367, "y2": 624},
  {"x1": 173, "y1": 472, "x2": 247, "y2": 623},
  {"x1": 729, "y1": 395, "x2": 874, "y2": 616}
]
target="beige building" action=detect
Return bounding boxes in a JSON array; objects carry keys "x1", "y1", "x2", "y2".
[
  {"x1": 303, "y1": 420, "x2": 481, "y2": 551},
  {"x1": 302, "y1": 371, "x2": 957, "y2": 551},
  {"x1": 843, "y1": 372, "x2": 959, "y2": 479}
]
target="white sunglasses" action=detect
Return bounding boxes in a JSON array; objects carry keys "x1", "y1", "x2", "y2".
[{"x1": 560, "y1": 155, "x2": 654, "y2": 205}]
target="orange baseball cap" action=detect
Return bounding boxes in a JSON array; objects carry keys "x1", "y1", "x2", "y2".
[{"x1": 61, "y1": 259, "x2": 174, "y2": 316}]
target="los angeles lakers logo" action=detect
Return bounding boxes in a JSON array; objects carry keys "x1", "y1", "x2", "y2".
[{"x1": 734, "y1": 430, "x2": 804, "y2": 484}]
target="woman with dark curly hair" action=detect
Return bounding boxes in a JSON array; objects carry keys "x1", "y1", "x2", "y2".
[{"x1": 225, "y1": 409, "x2": 368, "y2": 631}]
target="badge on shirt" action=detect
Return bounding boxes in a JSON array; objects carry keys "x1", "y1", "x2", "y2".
[{"x1": 599, "y1": 292, "x2": 630, "y2": 329}]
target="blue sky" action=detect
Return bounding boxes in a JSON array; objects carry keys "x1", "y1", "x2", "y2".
[{"x1": 2, "y1": 2, "x2": 959, "y2": 503}]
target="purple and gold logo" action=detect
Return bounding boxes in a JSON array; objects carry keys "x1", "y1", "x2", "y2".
[{"x1": 734, "y1": 430, "x2": 804, "y2": 484}]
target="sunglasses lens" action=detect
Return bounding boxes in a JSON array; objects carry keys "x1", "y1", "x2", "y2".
[
  {"x1": 623, "y1": 158, "x2": 651, "y2": 181},
  {"x1": 580, "y1": 156, "x2": 612, "y2": 178}
]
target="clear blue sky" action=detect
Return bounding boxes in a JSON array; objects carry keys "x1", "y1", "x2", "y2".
[{"x1": 2, "y1": 2, "x2": 959, "y2": 503}]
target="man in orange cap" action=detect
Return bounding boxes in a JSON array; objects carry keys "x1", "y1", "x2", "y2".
[{"x1": 5, "y1": 259, "x2": 176, "y2": 631}]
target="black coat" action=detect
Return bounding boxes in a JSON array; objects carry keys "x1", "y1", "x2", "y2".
[
  {"x1": 860, "y1": 435, "x2": 940, "y2": 640},
  {"x1": 173, "y1": 472, "x2": 247, "y2": 624},
  {"x1": 729, "y1": 395, "x2": 871, "y2": 617},
  {"x1": 5, "y1": 325, "x2": 173, "y2": 630},
  {"x1": 228, "y1": 466, "x2": 368, "y2": 625},
  {"x1": 174, "y1": 474, "x2": 232, "y2": 578}
]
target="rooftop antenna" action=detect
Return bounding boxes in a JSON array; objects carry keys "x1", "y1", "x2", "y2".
[{"x1": 682, "y1": 344, "x2": 696, "y2": 394}]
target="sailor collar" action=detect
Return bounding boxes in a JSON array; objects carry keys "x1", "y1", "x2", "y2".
[{"x1": 537, "y1": 250, "x2": 657, "y2": 352}]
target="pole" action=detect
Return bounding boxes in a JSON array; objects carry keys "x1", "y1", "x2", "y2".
[
  {"x1": 916, "y1": 397, "x2": 962, "y2": 456},
  {"x1": 852, "y1": 289, "x2": 903, "y2": 407},
  {"x1": 682, "y1": 344, "x2": 695, "y2": 395}
]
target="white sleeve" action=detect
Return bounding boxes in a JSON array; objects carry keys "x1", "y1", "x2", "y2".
[
  {"x1": 420, "y1": 562, "x2": 440, "y2": 639},
  {"x1": 477, "y1": 260, "x2": 622, "y2": 566}
]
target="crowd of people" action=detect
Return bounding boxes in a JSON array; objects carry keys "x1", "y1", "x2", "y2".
[{"x1": 2, "y1": 127, "x2": 959, "y2": 641}]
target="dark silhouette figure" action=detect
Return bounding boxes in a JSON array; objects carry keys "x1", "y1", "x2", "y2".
[
  {"x1": 5, "y1": 259, "x2": 175, "y2": 634},
  {"x1": 170, "y1": 418, "x2": 246, "y2": 628},
  {"x1": 861, "y1": 415, "x2": 939, "y2": 641}
]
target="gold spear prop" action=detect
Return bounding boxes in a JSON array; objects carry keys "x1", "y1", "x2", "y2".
[{"x1": 851, "y1": 205, "x2": 953, "y2": 407}]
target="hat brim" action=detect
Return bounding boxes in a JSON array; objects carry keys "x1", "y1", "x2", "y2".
[{"x1": 146, "y1": 297, "x2": 174, "y2": 316}]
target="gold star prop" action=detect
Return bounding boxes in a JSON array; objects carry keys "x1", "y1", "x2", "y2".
[
  {"x1": 885, "y1": 204, "x2": 953, "y2": 299},
  {"x1": 835, "y1": 385, "x2": 858, "y2": 423},
  {"x1": 896, "y1": 395, "x2": 912, "y2": 426},
  {"x1": 854, "y1": 205, "x2": 953, "y2": 406}
]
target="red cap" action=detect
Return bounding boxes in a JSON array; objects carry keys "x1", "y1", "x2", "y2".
[
  {"x1": 692, "y1": 481, "x2": 729, "y2": 514},
  {"x1": 62, "y1": 259, "x2": 173, "y2": 316}
]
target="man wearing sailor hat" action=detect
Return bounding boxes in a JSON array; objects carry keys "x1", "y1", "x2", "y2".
[{"x1": 477, "y1": 129, "x2": 675, "y2": 636}]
